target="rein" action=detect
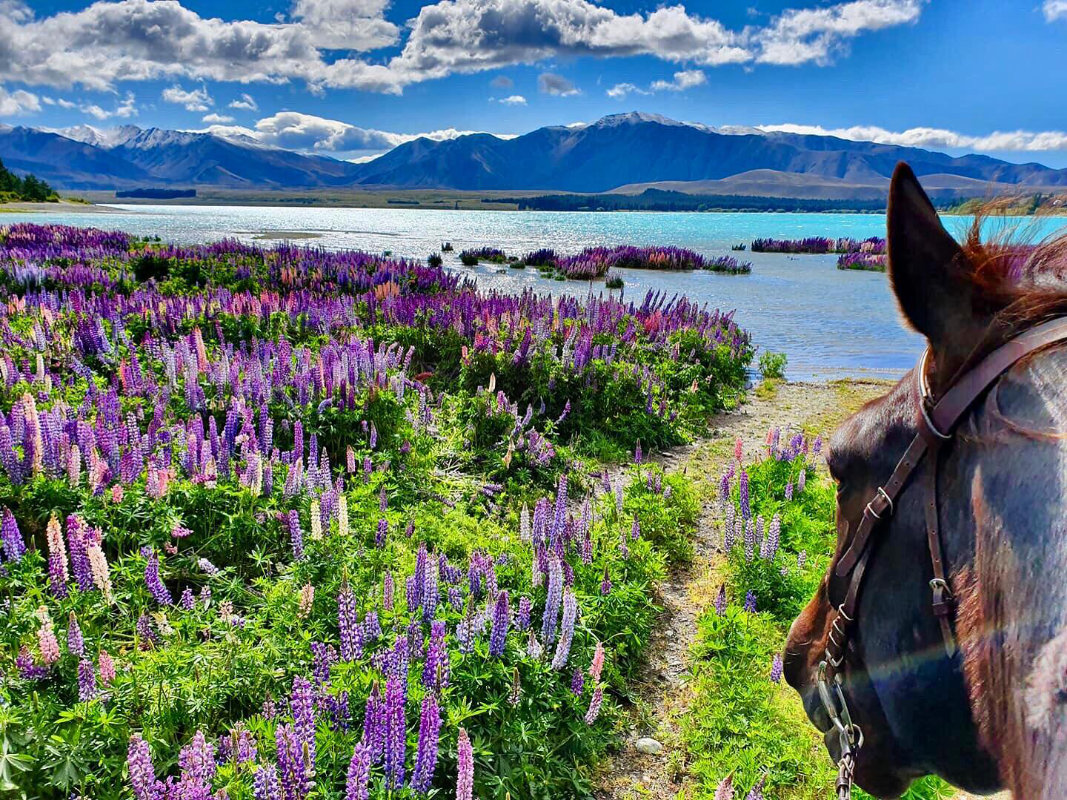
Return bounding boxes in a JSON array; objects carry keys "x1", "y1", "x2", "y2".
[{"x1": 818, "y1": 315, "x2": 1067, "y2": 800}]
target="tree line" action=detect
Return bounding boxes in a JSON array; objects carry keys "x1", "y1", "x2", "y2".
[{"x1": 0, "y1": 157, "x2": 58, "y2": 202}]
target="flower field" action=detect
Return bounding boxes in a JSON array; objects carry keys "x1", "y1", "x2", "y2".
[
  {"x1": 750, "y1": 237, "x2": 886, "y2": 256},
  {"x1": 0, "y1": 223, "x2": 752, "y2": 800}
]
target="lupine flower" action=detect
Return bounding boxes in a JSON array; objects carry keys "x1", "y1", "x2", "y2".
[
  {"x1": 99, "y1": 649, "x2": 116, "y2": 685},
  {"x1": 298, "y1": 583, "x2": 315, "y2": 618},
  {"x1": 745, "y1": 777, "x2": 766, "y2": 800},
  {"x1": 1, "y1": 508, "x2": 25, "y2": 562},
  {"x1": 338, "y1": 584, "x2": 362, "y2": 660},
  {"x1": 489, "y1": 590, "x2": 510, "y2": 657},
  {"x1": 180, "y1": 588, "x2": 195, "y2": 610},
  {"x1": 761, "y1": 514, "x2": 781, "y2": 560},
  {"x1": 45, "y1": 514, "x2": 69, "y2": 598},
  {"x1": 275, "y1": 723, "x2": 306, "y2": 800},
  {"x1": 234, "y1": 726, "x2": 257, "y2": 764},
  {"x1": 571, "y1": 668, "x2": 585, "y2": 696},
  {"x1": 136, "y1": 614, "x2": 158, "y2": 649},
  {"x1": 600, "y1": 566, "x2": 612, "y2": 596},
  {"x1": 714, "y1": 775, "x2": 735, "y2": 800},
  {"x1": 770, "y1": 654, "x2": 783, "y2": 684},
  {"x1": 456, "y1": 728, "x2": 474, "y2": 800},
  {"x1": 423, "y1": 620, "x2": 449, "y2": 689},
  {"x1": 797, "y1": 550, "x2": 807, "y2": 569},
  {"x1": 584, "y1": 686, "x2": 604, "y2": 724},
  {"x1": 383, "y1": 571, "x2": 395, "y2": 611},
  {"x1": 287, "y1": 510, "x2": 304, "y2": 560},
  {"x1": 16, "y1": 646, "x2": 48, "y2": 680},
  {"x1": 143, "y1": 548, "x2": 172, "y2": 605},
  {"x1": 798, "y1": 469, "x2": 807, "y2": 493},
  {"x1": 632, "y1": 517, "x2": 641, "y2": 541},
  {"x1": 516, "y1": 595, "x2": 532, "y2": 630},
  {"x1": 718, "y1": 472, "x2": 731, "y2": 509},
  {"x1": 527, "y1": 630, "x2": 544, "y2": 659},
  {"x1": 179, "y1": 730, "x2": 216, "y2": 783},
  {"x1": 338, "y1": 495, "x2": 349, "y2": 537},
  {"x1": 744, "y1": 591, "x2": 757, "y2": 613},
  {"x1": 87, "y1": 534, "x2": 113, "y2": 603},
  {"x1": 254, "y1": 764, "x2": 281, "y2": 800},
  {"x1": 551, "y1": 589, "x2": 577, "y2": 670},
  {"x1": 784, "y1": 480, "x2": 794, "y2": 501},
  {"x1": 715, "y1": 585, "x2": 727, "y2": 617},
  {"x1": 734, "y1": 438, "x2": 743, "y2": 462},
  {"x1": 542, "y1": 553, "x2": 563, "y2": 644},
  {"x1": 739, "y1": 469, "x2": 750, "y2": 520},
  {"x1": 345, "y1": 742, "x2": 370, "y2": 800},
  {"x1": 68, "y1": 613, "x2": 85, "y2": 657},
  {"x1": 744, "y1": 520, "x2": 755, "y2": 562},
  {"x1": 589, "y1": 642, "x2": 606, "y2": 683},
  {"x1": 291, "y1": 676, "x2": 316, "y2": 789},
  {"x1": 384, "y1": 676, "x2": 405, "y2": 788},
  {"x1": 36, "y1": 607, "x2": 60, "y2": 664},
  {"x1": 198, "y1": 557, "x2": 219, "y2": 575},
  {"x1": 77, "y1": 659, "x2": 96, "y2": 701},
  {"x1": 376, "y1": 517, "x2": 388, "y2": 547},
  {"x1": 411, "y1": 693, "x2": 441, "y2": 792},
  {"x1": 128, "y1": 735, "x2": 158, "y2": 800}
]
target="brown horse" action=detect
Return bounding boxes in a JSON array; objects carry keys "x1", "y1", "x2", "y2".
[{"x1": 784, "y1": 162, "x2": 1067, "y2": 798}]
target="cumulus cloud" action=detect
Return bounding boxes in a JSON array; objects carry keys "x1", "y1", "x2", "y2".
[
  {"x1": 0, "y1": 0, "x2": 927, "y2": 95},
  {"x1": 244, "y1": 111, "x2": 513, "y2": 155},
  {"x1": 162, "y1": 85, "x2": 212, "y2": 112},
  {"x1": 80, "y1": 91, "x2": 138, "y2": 120},
  {"x1": 494, "y1": 94, "x2": 527, "y2": 105},
  {"x1": 0, "y1": 86, "x2": 41, "y2": 115},
  {"x1": 229, "y1": 93, "x2": 258, "y2": 111},
  {"x1": 606, "y1": 82, "x2": 647, "y2": 99},
  {"x1": 756, "y1": 122, "x2": 1067, "y2": 152},
  {"x1": 538, "y1": 72, "x2": 579, "y2": 96},
  {"x1": 649, "y1": 69, "x2": 706, "y2": 91},
  {"x1": 1044, "y1": 0, "x2": 1067, "y2": 21},
  {"x1": 202, "y1": 112, "x2": 234, "y2": 124}
]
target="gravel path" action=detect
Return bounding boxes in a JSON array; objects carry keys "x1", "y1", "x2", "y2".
[{"x1": 594, "y1": 379, "x2": 891, "y2": 799}]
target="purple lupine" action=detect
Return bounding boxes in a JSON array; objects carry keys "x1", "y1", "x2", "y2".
[
  {"x1": 762, "y1": 514, "x2": 781, "y2": 560},
  {"x1": 63, "y1": 611, "x2": 84, "y2": 656},
  {"x1": 376, "y1": 517, "x2": 388, "y2": 547},
  {"x1": 179, "y1": 730, "x2": 216, "y2": 784},
  {"x1": 338, "y1": 584, "x2": 362, "y2": 661},
  {"x1": 715, "y1": 585, "x2": 727, "y2": 617},
  {"x1": 744, "y1": 520, "x2": 755, "y2": 562},
  {"x1": 362, "y1": 684, "x2": 385, "y2": 764},
  {"x1": 456, "y1": 728, "x2": 474, "y2": 800},
  {"x1": 770, "y1": 654, "x2": 783, "y2": 684},
  {"x1": 551, "y1": 589, "x2": 577, "y2": 670},
  {"x1": 67, "y1": 515, "x2": 93, "y2": 592},
  {"x1": 383, "y1": 676, "x2": 406, "y2": 789},
  {"x1": 739, "y1": 468, "x2": 750, "y2": 520},
  {"x1": 383, "y1": 570, "x2": 395, "y2": 611},
  {"x1": 136, "y1": 614, "x2": 159, "y2": 648},
  {"x1": 488, "y1": 590, "x2": 510, "y2": 657},
  {"x1": 16, "y1": 647, "x2": 48, "y2": 680},
  {"x1": 784, "y1": 480, "x2": 794, "y2": 501},
  {"x1": 745, "y1": 777, "x2": 766, "y2": 800},
  {"x1": 291, "y1": 676, "x2": 316, "y2": 790},
  {"x1": 798, "y1": 468, "x2": 807, "y2": 494},
  {"x1": 127, "y1": 735, "x2": 158, "y2": 800},
  {"x1": 254, "y1": 765, "x2": 281, "y2": 800},
  {"x1": 1, "y1": 508, "x2": 25, "y2": 562},
  {"x1": 570, "y1": 667, "x2": 585, "y2": 696},
  {"x1": 143, "y1": 548, "x2": 172, "y2": 606},
  {"x1": 422, "y1": 619, "x2": 449, "y2": 689},
  {"x1": 516, "y1": 595, "x2": 532, "y2": 630},
  {"x1": 715, "y1": 776, "x2": 735, "y2": 800},
  {"x1": 634, "y1": 441, "x2": 642, "y2": 464},
  {"x1": 584, "y1": 686, "x2": 604, "y2": 724},
  {"x1": 797, "y1": 550, "x2": 807, "y2": 569},
  {"x1": 542, "y1": 553, "x2": 563, "y2": 644},
  {"x1": 287, "y1": 510, "x2": 304, "y2": 560},
  {"x1": 410, "y1": 693, "x2": 441, "y2": 792},
  {"x1": 345, "y1": 742, "x2": 371, "y2": 800},
  {"x1": 275, "y1": 723, "x2": 305, "y2": 800},
  {"x1": 180, "y1": 588, "x2": 195, "y2": 610},
  {"x1": 77, "y1": 659, "x2": 96, "y2": 701},
  {"x1": 631, "y1": 517, "x2": 641, "y2": 541},
  {"x1": 718, "y1": 472, "x2": 731, "y2": 509},
  {"x1": 600, "y1": 566, "x2": 612, "y2": 596},
  {"x1": 744, "y1": 591, "x2": 757, "y2": 613},
  {"x1": 234, "y1": 726, "x2": 257, "y2": 764}
]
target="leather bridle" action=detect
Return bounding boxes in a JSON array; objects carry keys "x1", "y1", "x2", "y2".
[{"x1": 816, "y1": 315, "x2": 1067, "y2": 800}]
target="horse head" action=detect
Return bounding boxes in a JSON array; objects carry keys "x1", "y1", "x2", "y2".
[{"x1": 784, "y1": 162, "x2": 1067, "y2": 798}]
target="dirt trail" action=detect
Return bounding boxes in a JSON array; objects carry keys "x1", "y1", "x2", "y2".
[{"x1": 594, "y1": 379, "x2": 892, "y2": 799}]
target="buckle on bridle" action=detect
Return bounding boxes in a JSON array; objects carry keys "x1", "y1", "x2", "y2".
[{"x1": 817, "y1": 659, "x2": 864, "y2": 797}]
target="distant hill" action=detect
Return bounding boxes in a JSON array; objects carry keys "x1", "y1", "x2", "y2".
[{"x1": 2, "y1": 113, "x2": 1065, "y2": 198}]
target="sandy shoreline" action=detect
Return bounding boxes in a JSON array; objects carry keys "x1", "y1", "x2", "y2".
[{"x1": 0, "y1": 201, "x2": 119, "y2": 214}]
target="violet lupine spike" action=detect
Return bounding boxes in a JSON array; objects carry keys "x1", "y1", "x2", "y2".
[
  {"x1": 1, "y1": 507, "x2": 25, "y2": 562},
  {"x1": 67, "y1": 613, "x2": 85, "y2": 657},
  {"x1": 275, "y1": 723, "x2": 306, "y2": 800},
  {"x1": 456, "y1": 728, "x2": 474, "y2": 800},
  {"x1": 287, "y1": 510, "x2": 304, "y2": 560},
  {"x1": 715, "y1": 585, "x2": 727, "y2": 617},
  {"x1": 516, "y1": 595, "x2": 532, "y2": 631},
  {"x1": 383, "y1": 676, "x2": 406, "y2": 789},
  {"x1": 745, "y1": 777, "x2": 766, "y2": 800},
  {"x1": 291, "y1": 676, "x2": 316, "y2": 790},
  {"x1": 178, "y1": 730, "x2": 216, "y2": 784},
  {"x1": 541, "y1": 553, "x2": 563, "y2": 645},
  {"x1": 488, "y1": 590, "x2": 510, "y2": 657},
  {"x1": 422, "y1": 619, "x2": 449, "y2": 689},
  {"x1": 127, "y1": 734, "x2": 159, "y2": 800},
  {"x1": 744, "y1": 591, "x2": 757, "y2": 613},
  {"x1": 362, "y1": 684, "x2": 385, "y2": 765},
  {"x1": 739, "y1": 469, "x2": 750, "y2": 520},
  {"x1": 143, "y1": 548, "x2": 172, "y2": 606},
  {"x1": 410, "y1": 692, "x2": 441, "y2": 792},
  {"x1": 570, "y1": 667, "x2": 585, "y2": 696},
  {"x1": 600, "y1": 566, "x2": 612, "y2": 596},
  {"x1": 345, "y1": 742, "x2": 371, "y2": 800},
  {"x1": 551, "y1": 589, "x2": 577, "y2": 670},
  {"x1": 77, "y1": 659, "x2": 96, "y2": 702},
  {"x1": 338, "y1": 584, "x2": 362, "y2": 661},
  {"x1": 770, "y1": 654, "x2": 783, "y2": 684},
  {"x1": 254, "y1": 764, "x2": 281, "y2": 800},
  {"x1": 584, "y1": 686, "x2": 604, "y2": 724}
]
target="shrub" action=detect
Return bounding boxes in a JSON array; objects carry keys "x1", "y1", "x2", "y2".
[{"x1": 759, "y1": 351, "x2": 788, "y2": 380}]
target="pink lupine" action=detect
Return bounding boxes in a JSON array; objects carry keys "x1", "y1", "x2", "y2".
[{"x1": 456, "y1": 728, "x2": 474, "y2": 800}]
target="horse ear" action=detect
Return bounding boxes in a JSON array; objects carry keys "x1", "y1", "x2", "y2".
[{"x1": 887, "y1": 162, "x2": 973, "y2": 351}]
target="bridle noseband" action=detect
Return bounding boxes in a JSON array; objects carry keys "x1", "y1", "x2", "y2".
[{"x1": 815, "y1": 316, "x2": 1067, "y2": 800}]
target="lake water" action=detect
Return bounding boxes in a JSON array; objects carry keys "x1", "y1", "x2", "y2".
[{"x1": 19, "y1": 205, "x2": 1067, "y2": 381}]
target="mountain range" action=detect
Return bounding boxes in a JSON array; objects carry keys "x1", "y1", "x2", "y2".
[{"x1": 3, "y1": 112, "x2": 1065, "y2": 198}]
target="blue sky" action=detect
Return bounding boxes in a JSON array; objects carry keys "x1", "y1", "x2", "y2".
[{"x1": 3, "y1": 0, "x2": 1067, "y2": 165}]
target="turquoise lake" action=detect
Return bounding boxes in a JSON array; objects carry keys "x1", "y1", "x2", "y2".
[{"x1": 20, "y1": 205, "x2": 1067, "y2": 380}]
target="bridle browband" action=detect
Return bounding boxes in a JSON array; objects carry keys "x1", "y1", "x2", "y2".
[{"x1": 817, "y1": 315, "x2": 1067, "y2": 800}]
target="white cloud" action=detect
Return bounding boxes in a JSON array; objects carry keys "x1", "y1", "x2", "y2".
[
  {"x1": 538, "y1": 72, "x2": 579, "y2": 96},
  {"x1": 162, "y1": 85, "x2": 212, "y2": 112},
  {"x1": 0, "y1": 86, "x2": 41, "y2": 115},
  {"x1": 229, "y1": 93, "x2": 258, "y2": 111},
  {"x1": 495, "y1": 94, "x2": 527, "y2": 105},
  {"x1": 202, "y1": 112, "x2": 234, "y2": 124},
  {"x1": 243, "y1": 110, "x2": 514, "y2": 155},
  {"x1": 606, "y1": 82, "x2": 647, "y2": 99},
  {"x1": 0, "y1": 0, "x2": 927, "y2": 95},
  {"x1": 1044, "y1": 0, "x2": 1067, "y2": 21},
  {"x1": 80, "y1": 92, "x2": 137, "y2": 120},
  {"x1": 755, "y1": 122, "x2": 1067, "y2": 152},
  {"x1": 649, "y1": 69, "x2": 707, "y2": 91}
]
